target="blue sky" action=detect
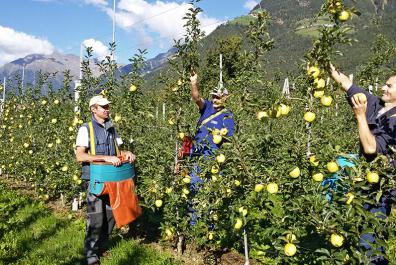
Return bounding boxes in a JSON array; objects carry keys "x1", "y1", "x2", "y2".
[{"x1": 0, "y1": 0, "x2": 259, "y2": 66}]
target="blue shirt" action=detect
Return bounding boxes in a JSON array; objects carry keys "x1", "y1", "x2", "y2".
[
  {"x1": 347, "y1": 84, "x2": 396, "y2": 164},
  {"x1": 192, "y1": 100, "x2": 235, "y2": 156}
]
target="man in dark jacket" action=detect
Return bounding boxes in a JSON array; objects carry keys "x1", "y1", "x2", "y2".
[{"x1": 331, "y1": 64, "x2": 396, "y2": 264}]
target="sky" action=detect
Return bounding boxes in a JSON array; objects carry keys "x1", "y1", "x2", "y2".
[{"x1": 0, "y1": 0, "x2": 260, "y2": 66}]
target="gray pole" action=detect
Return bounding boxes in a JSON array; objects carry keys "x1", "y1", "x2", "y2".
[
  {"x1": 2, "y1": 77, "x2": 5, "y2": 102},
  {"x1": 80, "y1": 43, "x2": 83, "y2": 80},
  {"x1": 0, "y1": 77, "x2": 5, "y2": 115},
  {"x1": 22, "y1": 64, "x2": 25, "y2": 92},
  {"x1": 112, "y1": 0, "x2": 116, "y2": 61},
  {"x1": 219, "y1": 54, "x2": 223, "y2": 89}
]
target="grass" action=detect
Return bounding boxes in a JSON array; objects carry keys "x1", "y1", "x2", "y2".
[{"x1": 0, "y1": 183, "x2": 181, "y2": 265}]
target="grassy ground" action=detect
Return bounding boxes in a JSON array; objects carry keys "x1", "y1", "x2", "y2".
[
  {"x1": 1, "y1": 180, "x2": 395, "y2": 265},
  {"x1": 0, "y1": 182, "x2": 180, "y2": 265}
]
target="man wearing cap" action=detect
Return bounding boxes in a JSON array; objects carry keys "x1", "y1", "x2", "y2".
[
  {"x1": 330, "y1": 64, "x2": 396, "y2": 264},
  {"x1": 75, "y1": 95, "x2": 136, "y2": 265},
  {"x1": 190, "y1": 72, "x2": 235, "y2": 157},
  {"x1": 187, "y1": 72, "x2": 235, "y2": 225}
]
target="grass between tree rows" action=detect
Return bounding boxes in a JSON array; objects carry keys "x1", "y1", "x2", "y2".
[{"x1": 0, "y1": 182, "x2": 180, "y2": 265}]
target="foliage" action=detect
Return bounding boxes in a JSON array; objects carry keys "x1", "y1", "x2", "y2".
[{"x1": 0, "y1": 0, "x2": 395, "y2": 264}]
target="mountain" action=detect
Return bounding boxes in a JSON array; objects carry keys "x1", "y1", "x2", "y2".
[
  {"x1": 120, "y1": 47, "x2": 178, "y2": 75},
  {"x1": 2, "y1": 0, "x2": 395, "y2": 94},
  {"x1": 0, "y1": 46, "x2": 178, "y2": 93},
  {"x1": 192, "y1": 0, "x2": 396, "y2": 78},
  {"x1": 0, "y1": 52, "x2": 101, "y2": 93}
]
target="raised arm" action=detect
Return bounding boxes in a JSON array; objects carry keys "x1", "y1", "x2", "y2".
[
  {"x1": 330, "y1": 63, "x2": 353, "y2": 92},
  {"x1": 190, "y1": 71, "x2": 205, "y2": 109}
]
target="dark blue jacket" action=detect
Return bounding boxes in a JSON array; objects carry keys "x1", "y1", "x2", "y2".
[
  {"x1": 347, "y1": 84, "x2": 396, "y2": 165},
  {"x1": 81, "y1": 116, "x2": 120, "y2": 180}
]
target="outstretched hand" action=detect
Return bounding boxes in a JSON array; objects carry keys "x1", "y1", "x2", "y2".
[
  {"x1": 190, "y1": 70, "x2": 198, "y2": 85},
  {"x1": 329, "y1": 63, "x2": 353, "y2": 91}
]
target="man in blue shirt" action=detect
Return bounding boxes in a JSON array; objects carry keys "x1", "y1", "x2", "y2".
[
  {"x1": 189, "y1": 71, "x2": 235, "y2": 157},
  {"x1": 187, "y1": 72, "x2": 235, "y2": 225},
  {"x1": 331, "y1": 64, "x2": 396, "y2": 264}
]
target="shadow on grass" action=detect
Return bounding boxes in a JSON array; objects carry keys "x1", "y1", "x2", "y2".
[
  {"x1": 61, "y1": 256, "x2": 86, "y2": 265},
  {"x1": 0, "y1": 204, "x2": 48, "y2": 240},
  {"x1": 0, "y1": 217, "x2": 69, "y2": 264},
  {"x1": 122, "y1": 208, "x2": 163, "y2": 244}
]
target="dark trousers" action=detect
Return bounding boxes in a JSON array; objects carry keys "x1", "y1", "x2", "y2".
[
  {"x1": 360, "y1": 189, "x2": 395, "y2": 265},
  {"x1": 84, "y1": 182, "x2": 115, "y2": 265}
]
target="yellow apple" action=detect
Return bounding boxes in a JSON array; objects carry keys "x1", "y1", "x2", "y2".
[
  {"x1": 234, "y1": 218, "x2": 243, "y2": 230},
  {"x1": 279, "y1": 104, "x2": 291, "y2": 115},
  {"x1": 114, "y1": 114, "x2": 122, "y2": 122},
  {"x1": 353, "y1": 93, "x2": 367, "y2": 104},
  {"x1": 321, "y1": 95, "x2": 333, "y2": 107},
  {"x1": 211, "y1": 165, "x2": 219, "y2": 174},
  {"x1": 307, "y1": 66, "x2": 320, "y2": 78},
  {"x1": 216, "y1": 154, "x2": 226, "y2": 164},
  {"x1": 330, "y1": 233, "x2": 344, "y2": 247},
  {"x1": 338, "y1": 10, "x2": 350, "y2": 22},
  {"x1": 182, "y1": 176, "x2": 191, "y2": 184},
  {"x1": 315, "y1": 78, "x2": 326, "y2": 89},
  {"x1": 312, "y1": 173, "x2": 324, "y2": 182},
  {"x1": 289, "y1": 167, "x2": 300, "y2": 178},
  {"x1": 254, "y1": 183, "x2": 264, "y2": 192},
  {"x1": 266, "y1": 183, "x2": 279, "y2": 194},
  {"x1": 366, "y1": 171, "x2": 379, "y2": 183},
  {"x1": 326, "y1": 161, "x2": 339, "y2": 173},
  {"x1": 212, "y1": 134, "x2": 222, "y2": 144},
  {"x1": 155, "y1": 199, "x2": 163, "y2": 208},
  {"x1": 256, "y1": 111, "x2": 268, "y2": 120},
  {"x1": 346, "y1": 193, "x2": 355, "y2": 204},
  {"x1": 284, "y1": 243, "x2": 297, "y2": 256},
  {"x1": 220, "y1": 127, "x2": 228, "y2": 136},
  {"x1": 309, "y1": 155, "x2": 319, "y2": 166},
  {"x1": 304, "y1": 112, "x2": 316, "y2": 122},
  {"x1": 313, "y1": 89, "x2": 324, "y2": 98},
  {"x1": 129, "y1": 84, "x2": 137, "y2": 92}
]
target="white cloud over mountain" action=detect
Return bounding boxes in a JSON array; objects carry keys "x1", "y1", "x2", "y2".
[
  {"x1": 244, "y1": 0, "x2": 259, "y2": 10},
  {"x1": 82, "y1": 38, "x2": 110, "y2": 60},
  {"x1": 86, "y1": 0, "x2": 222, "y2": 49},
  {"x1": 0, "y1": 25, "x2": 55, "y2": 66}
]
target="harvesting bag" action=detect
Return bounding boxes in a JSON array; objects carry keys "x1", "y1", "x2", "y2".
[
  {"x1": 90, "y1": 162, "x2": 142, "y2": 227},
  {"x1": 178, "y1": 136, "x2": 193, "y2": 158},
  {"x1": 322, "y1": 154, "x2": 357, "y2": 201}
]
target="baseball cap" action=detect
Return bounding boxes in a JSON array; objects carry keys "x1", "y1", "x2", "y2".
[
  {"x1": 89, "y1": 95, "x2": 110, "y2": 108},
  {"x1": 210, "y1": 87, "x2": 229, "y2": 97}
]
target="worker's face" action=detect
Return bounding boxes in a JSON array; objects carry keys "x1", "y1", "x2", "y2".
[
  {"x1": 212, "y1": 95, "x2": 227, "y2": 109},
  {"x1": 380, "y1": 76, "x2": 396, "y2": 104},
  {"x1": 92, "y1": 104, "x2": 110, "y2": 120}
]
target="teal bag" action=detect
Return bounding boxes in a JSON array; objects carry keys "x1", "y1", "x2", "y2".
[{"x1": 89, "y1": 163, "x2": 135, "y2": 195}]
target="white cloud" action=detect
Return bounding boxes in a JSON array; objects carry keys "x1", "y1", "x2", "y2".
[
  {"x1": 87, "y1": 0, "x2": 222, "y2": 49},
  {"x1": 244, "y1": 0, "x2": 259, "y2": 10},
  {"x1": 82, "y1": 38, "x2": 110, "y2": 60},
  {"x1": 0, "y1": 25, "x2": 54, "y2": 66},
  {"x1": 84, "y1": 0, "x2": 108, "y2": 6}
]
